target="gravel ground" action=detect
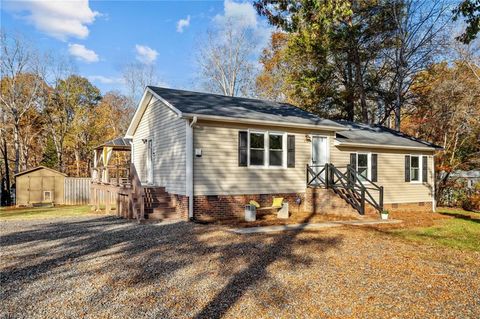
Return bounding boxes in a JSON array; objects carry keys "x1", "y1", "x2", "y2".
[{"x1": 1, "y1": 216, "x2": 479, "y2": 319}]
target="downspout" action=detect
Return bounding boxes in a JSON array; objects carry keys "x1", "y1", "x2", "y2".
[{"x1": 186, "y1": 116, "x2": 197, "y2": 219}]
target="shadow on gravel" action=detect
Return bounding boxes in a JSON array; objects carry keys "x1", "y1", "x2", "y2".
[{"x1": 1, "y1": 213, "x2": 342, "y2": 318}]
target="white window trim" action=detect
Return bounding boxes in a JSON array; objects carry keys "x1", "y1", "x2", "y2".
[
  {"x1": 410, "y1": 154, "x2": 423, "y2": 183},
  {"x1": 355, "y1": 152, "x2": 372, "y2": 181},
  {"x1": 43, "y1": 191, "x2": 53, "y2": 202},
  {"x1": 247, "y1": 130, "x2": 287, "y2": 169}
]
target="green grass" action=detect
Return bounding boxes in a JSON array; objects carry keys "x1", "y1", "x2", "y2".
[
  {"x1": 392, "y1": 208, "x2": 480, "y2": 252},
  {"x1": 0, "y1": 205, "x2": 99, "y2": 221}
]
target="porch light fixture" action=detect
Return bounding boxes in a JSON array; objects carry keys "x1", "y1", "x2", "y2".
[
  {"x1": 305, "y1": 135, "x2": 311, "y2": 142},
  {"x1": 141, "y1": 139, "x2": 148, "y2": 144}
]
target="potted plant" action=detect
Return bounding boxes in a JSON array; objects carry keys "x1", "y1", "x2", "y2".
[{"x1": 381, "y1": 210, "x2": 389, "y2": 220}]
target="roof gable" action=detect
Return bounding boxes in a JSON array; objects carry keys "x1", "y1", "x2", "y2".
[{"x1": 15, "y1": 166, "x2": 67, "y2": 177}]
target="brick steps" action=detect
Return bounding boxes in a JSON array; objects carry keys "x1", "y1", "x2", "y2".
[{"x1": 138, "y1": 186, "x2": 180, "y2": 220}]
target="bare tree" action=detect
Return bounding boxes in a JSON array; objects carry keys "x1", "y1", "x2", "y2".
[
  {"x1": 196, "y1": 19, "x2": 257, "y2": 97},
  {"x1": 0, "y1": 31, "x2": 46, "y2": 173},
  {"x1": 122, "y1": 62, "x2": 159, "y2": 107},
  {"x1": 379, "y1": 0, "x2": 450, "y2": 130}
]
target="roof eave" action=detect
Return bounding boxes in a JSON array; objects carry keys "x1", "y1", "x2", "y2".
[
  {"x1": 181, "y1": 113, "x2": 344, "y2": 131},
  {"x1": 334, "y1": 140, "x2": 440, "y2": 152}
]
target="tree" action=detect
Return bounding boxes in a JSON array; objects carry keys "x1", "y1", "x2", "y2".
[
  {"x1": 453, "y1": 0, "x2": 480, "y2": 44},
  {"x1": 196, "y1": 19, "x2": 257, "y2": 97},
  {"x1": 404, "y1": 61, "x2": 480, "y2": 203},
  {"x1": 381, "y1": 0, "x2": 450, "y2": 130},
  {"x1": 256, "y1": 32, "x2": 291, "y2": 102},
  {"x1": 0, "y1": 31, "x2": 46, "y2": 173},
  {"x1": 255, "y1": 1, "x2": 397, "y2": 122},
  {"x1": 122, "y1": 62, "x2": 159, "y2": 108}
]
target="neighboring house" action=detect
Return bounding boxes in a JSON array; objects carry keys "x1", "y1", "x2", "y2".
[
  {"x1": 123, "y1": 86, "x2": 442, "y2": 221},
  {"x1": 15, "y1": 166, "x2": 67, "y2": 206},
  {"x1": 449, "y1": 170, "x2": 480, "y2": 189}
]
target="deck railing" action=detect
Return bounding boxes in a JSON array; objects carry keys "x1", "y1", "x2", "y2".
[{"x1": 307, "y1": 163, "x2": 384, "y2": 215}]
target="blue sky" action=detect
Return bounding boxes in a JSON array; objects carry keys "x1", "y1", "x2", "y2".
[{"x1": 1, "y1": 0, "x2": 272, "y2": 93}]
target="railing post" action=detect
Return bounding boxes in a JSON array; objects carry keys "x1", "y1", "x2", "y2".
[
  {"x1": 325, "y1": 163, "x2": 329, "y2": 188},
  {"x1": 379, "y1": 186, "x2": 384, "y2": 211},
  {"x1": 360, "y1": 188, "x2": 365, "y2": 215},
  {"x1": 306, "y1": 164, "x2": 309, "y2": 186}
]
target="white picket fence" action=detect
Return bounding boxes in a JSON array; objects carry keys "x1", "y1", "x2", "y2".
[{"x1": 64, "y1": 177, "x2": 91, "y2": 205}]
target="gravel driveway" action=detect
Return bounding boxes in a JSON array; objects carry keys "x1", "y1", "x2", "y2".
[{"x1": 1, "y1": 216, "x2": 479, "y2": 319}]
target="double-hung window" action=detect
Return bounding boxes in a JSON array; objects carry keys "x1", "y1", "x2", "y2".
[
  {"x1": 350, "y1": 152, "x2": 378, "y2": 182},
  {"x1": 410, "y1": 155, "x2": 420, "y2": 182},
  {"x1": 357, "y1": 153, "x2": 369, "y2": 180},
  {"x1": 248, "y1": 131, "x2": 285, "y2": 167},
  {"x1": 268, "y1": 134, "x2": 283, "y2": 166},
  {"x1": 249, "y1": 132, "x2": 265, "y2": 166}
]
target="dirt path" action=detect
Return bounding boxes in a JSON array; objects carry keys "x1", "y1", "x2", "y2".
[{"x1": 1, "y1": 216, "x2": 479, "y2": 318}]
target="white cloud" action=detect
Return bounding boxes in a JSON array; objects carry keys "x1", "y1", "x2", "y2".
[
  {"x1": 88, "y1": 75, "x2": 124, "y2": 85},
  {"x1": 68, "y1": 44, "x2": 99, "y2": 63},
  {"x1": 214, "y1": 0, "x2": 257, "y2": 29},
  {"x1": 4, "y1": 0, "x2": 99, "y2": 40},
  {"x1": 176, "y1": 15, "x2": 191, "y2": 33},
  {"x1": 135, "y1": 45, "x2": 158, "y2": 64},
  {"x1": 213, "y1": 0, "x2": 273, "y2": 51}
]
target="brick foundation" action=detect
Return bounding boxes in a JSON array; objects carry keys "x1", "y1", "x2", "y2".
[
  {"x1": 384, "y1": 202, "x2": 433, "y2": 212},
  {"x1": 193, "y1": 188, "x2": 362, "y2": 221},
  {"x1": 170, "y1": 194, "x2": 189, "y2": 219}
]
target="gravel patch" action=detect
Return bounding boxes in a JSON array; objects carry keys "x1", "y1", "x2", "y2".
[{"x1": 1, "y1": 216, "x2": 479, "y2": 318}]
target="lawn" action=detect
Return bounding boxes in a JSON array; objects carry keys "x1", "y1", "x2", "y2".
[
  {"x1": 391, "y1": 207, "x2": 480, "y2": 252},
  {"x1": 0, "y1": 205, "x2": 99, "y2": 221}
]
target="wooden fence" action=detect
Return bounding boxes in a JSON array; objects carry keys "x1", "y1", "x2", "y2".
[{"x1": 64, "y1": 177, "x2": 91, "y2": 205}]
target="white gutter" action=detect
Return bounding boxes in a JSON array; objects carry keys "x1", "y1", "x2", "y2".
[
  {"x1": 180, "y1": 113, "x2": 343, "y2": 131},
  {"x1": 185, "y1": 117, "x2": 196, "y2": 219},
  {"x1": 334, "y1": 140, "x2": 438, "y2": 152}
]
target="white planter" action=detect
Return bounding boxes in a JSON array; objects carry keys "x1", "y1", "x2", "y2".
[
  {"x1": 381, "y1": 213, "x2": 389, "y2": 220},
  {"x1": 245, "y1": 205, "x2": 256, "y2": 222}
]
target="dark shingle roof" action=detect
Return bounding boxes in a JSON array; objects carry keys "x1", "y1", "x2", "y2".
[
  {"x1": 148, "y1": 86, "x2": 343, "y2": 128},
  {"x1": 95, "y1": 137, "x2": 132, "y2": 150},
  {"x1": 335, "y1": 121, "x2": 442, "y2": 149}
]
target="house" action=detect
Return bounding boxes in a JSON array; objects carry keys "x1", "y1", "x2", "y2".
[
  {"x1": 120, "y1": 86, "x2": 441, "y2": 221},
  {"x1": 449, "y1": 170, "x2": 480, "y2": 189},
  {"x1": 15, "y1": 166, "x2": 67, "y2": 206}
]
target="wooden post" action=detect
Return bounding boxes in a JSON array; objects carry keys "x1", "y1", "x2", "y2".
[
  {"x1": 139, "y1": 194, "x2": 145, "y2": 222},
  {"x1": 95, "y1": 188, "x2": 100, "y2": 211},
  {"x1": 325, "y1": 163, "x2": 329, "y2": 188},
  {"x1": 116, "y1": 192, "x2": 121, "y2": 216},
  {"x1": 379, "y1": 186, "x2": 384, "y2": 212},
  {"x1": 360, "y1": 188, "x2": 365, "y2": 215},
  {"x1": 105, "y1": 190, "x2": 111, "y2": 213},
  {"x1": 116, "y1": 164, "x2": 119, "y2": 186},
  {"x1": 128, "y1": 193, "x2": 133, "y2": 219}
]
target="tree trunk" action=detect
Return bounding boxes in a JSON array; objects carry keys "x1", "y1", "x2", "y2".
[
  {"x1": 13, "y1": 121, "x2": 20, "y2": 174},
  {"x1": 353, "y1": 46, "x2": 368, "y2": 123},
  {"x1": 1, "y1": 137, "x2": 11, "y2": 206},
  {"x1": 345, "y1": 53, "x2": 355, "y2": 121},
  {"x1": 74, "y1": 149, "x2": 81, "y2": 177}
]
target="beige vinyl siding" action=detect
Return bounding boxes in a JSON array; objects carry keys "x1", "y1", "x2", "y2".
[
  {"x1": 132, "y1": 98, "x2": 186, "y2": 195},
  {"x1": 330, "y1": 146, "x2": 434, "y2": 204},
  {"x1": 193, "y1": 121, "x2": 333, "y2": 195}
]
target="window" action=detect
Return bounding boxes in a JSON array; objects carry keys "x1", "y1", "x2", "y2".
[
  {"x1": 247, "y1": 131, "x2": 286, "y2": 167},
  {"x1": 357, "y1": 154, "x2": 369, "y2": 180},
  {"x1": 249, "y1": 132, "x2": 265, "y2": 165},
  {"x1": 410, "y1": 155, "x2": 420, "y2": 182},
  {"x1": 43, "y1": 191, "x2": 52, "y2": 202},
  {"x1": 269, "y1": 134, "x2": 283, "y2": 166}
]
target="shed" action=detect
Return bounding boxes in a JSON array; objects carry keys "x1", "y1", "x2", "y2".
[{"x1": 15, "y1": 166, "x2": 67, "y2": 206}]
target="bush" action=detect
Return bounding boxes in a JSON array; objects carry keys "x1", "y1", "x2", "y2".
[{"x1": 462, "y1": 194, "x2": 480, "y2": 212}]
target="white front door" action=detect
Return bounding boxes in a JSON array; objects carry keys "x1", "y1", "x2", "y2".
[
  {"x1": 146, "y1": 139, "x2": 153, "y2": 184},
  {"x1": 311, "y1": 136, "x2": 328, "y2": 181}
]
